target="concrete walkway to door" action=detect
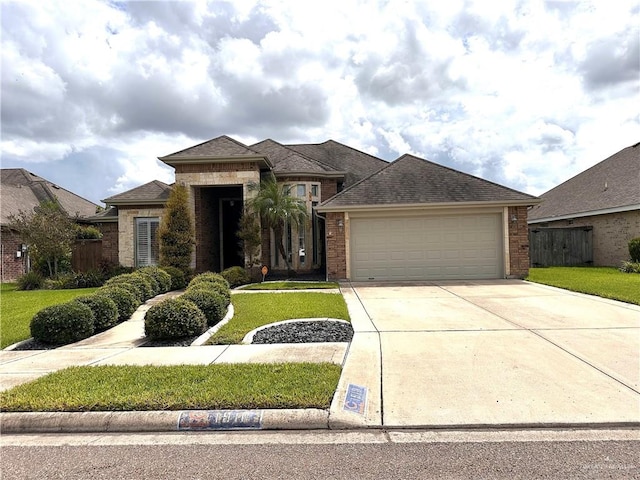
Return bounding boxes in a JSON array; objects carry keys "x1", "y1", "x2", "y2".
[{"x1": 329, "y1": 280, "x2": 640, "y2": 429}]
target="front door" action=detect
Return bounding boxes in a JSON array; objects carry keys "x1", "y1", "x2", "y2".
[{"x1": 220, "y1": 198, "x2": 243, "y2": 270}]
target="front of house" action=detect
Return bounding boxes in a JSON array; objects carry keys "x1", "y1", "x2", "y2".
[{"x1": 93, "y1": 136, "x2": 539, "y2": 281}]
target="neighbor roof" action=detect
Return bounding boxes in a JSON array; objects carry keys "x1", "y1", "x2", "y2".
[
  {"x1": 528, "y1": 142, "x2": 640, "y2": 223},
  {"x1": 102, "y1": 180, "x2": 173, "y2": 205},
  {"x1": 318, "y1": 154, "x2": 539, "y2": 211},
  {"x1": 0, "y1": 168, "x2": 99, "y2": 225}
]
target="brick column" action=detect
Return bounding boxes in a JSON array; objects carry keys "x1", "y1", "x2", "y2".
[
  {"x1": 326, "y1": 212, "x2": 347, "y2": 280},
  {"x1": 508, "y1": 206, "x2": 530, "y2": 278}
]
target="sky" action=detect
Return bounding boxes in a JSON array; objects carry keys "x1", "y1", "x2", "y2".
[{"x1": 1, "y1": 0, "x2": 638, "y2": 206}]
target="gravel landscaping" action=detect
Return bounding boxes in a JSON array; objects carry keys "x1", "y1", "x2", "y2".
[{"x1": 251, "y1": 320, "x2": 354, "y2": 344}]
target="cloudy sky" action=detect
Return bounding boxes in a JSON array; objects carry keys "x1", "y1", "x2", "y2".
[{"x1": 2, "y1": 0, "x2": 638, "y2": 205}]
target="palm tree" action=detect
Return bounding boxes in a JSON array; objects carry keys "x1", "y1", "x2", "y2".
[{"x1": 247, "y1": 174, "x2": 308, "y2": 273}]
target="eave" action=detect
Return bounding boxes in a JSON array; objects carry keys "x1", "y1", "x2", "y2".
[
  {"x1": 527, "y1": 203, "x2": 640, "y2": 224},
  {"x1": 317, "y1": 199, "x2": 541, "y2": 213},
  {"x1": 159, "y1": 154, "x2": 273, "y2": 169}
]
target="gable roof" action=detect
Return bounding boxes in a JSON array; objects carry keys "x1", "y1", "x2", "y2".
[
  {"x1": 251, "y1": 139, "x2": 345, "y2": 178},
  {"x1": 102, "y1": 180, "x2": 173, "y2": 205},
  {"x1": 286, "y1": 140, "x2": 388, "y2": 186},
  {"x1": 318, "y1": 154, "x2": 539, "y2": 211},
  {"x1": 158, "y1": 135, "x2": 272, "y2": 169},
  {"x1": 0, "y1": 168, "x2": 99, "y2": 225},
  {"x1": 528, "y1": 142, "x2": 640, "y2": 223}
]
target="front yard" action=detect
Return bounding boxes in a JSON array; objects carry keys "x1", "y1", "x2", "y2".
[
  {"x1": 526, "y1": 267, "x2": 640, "y2": 305},
  {"x1": 0, "y1": 284, "x2": 99, "y2": 348}
]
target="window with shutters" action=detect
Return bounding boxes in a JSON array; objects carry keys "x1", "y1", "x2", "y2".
[{"x1": 135, "y1": 217, "x2": 159, "y2": 267}]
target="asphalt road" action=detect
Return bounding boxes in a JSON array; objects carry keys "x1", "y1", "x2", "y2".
[{"x1": 2, "y1": 429, "x2": 639, "y2": 479}]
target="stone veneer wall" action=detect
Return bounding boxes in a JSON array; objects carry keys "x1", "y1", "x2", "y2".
[
  {"x1": 325, "y1": 212, "x2": 347, "y2": 280},
  {"x1": 175, "y1": 162, "x2": 261, "y2": 271},
  {"x1": 535, "y1": 210, "x2": 640, "y2": 266},
  {"x1": 508, "y1": 205, "x2": 531, "y2": 278},
  {"x1": 118, "y1": 206, "x2": 165, "y2": 267}
]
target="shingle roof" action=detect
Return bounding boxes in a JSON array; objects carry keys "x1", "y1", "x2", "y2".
[
  {"x1": 286, "y1": 140, "x2": 388, "y2": 186},
  {"x1": 1, "y1": 168, "x2": 99, "y2": 225},
  {"x1": 103, "y1": 180, "x2": 173, "y2": 205},
  {"x1": 528, "y1": 142, "x2": 640, "y2": 222},
  {"x1": 160, "y1": 135, "x2": 263, "y2": 159},
  {"x1": 251, "y1": 139, "x2": 344, "y2": 177},
  {"x1": 319, "y1": 154, "x2": 539, "y2": 209}
]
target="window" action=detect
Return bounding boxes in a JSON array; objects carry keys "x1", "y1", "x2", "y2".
[
  {"x1": 298, "y1": 225, "x2": 305, "y2": 265},
  {"x1": 311, "y1": 184, "x2": 319, "y2": 197},
  {"x1": 135, "y1": 217, "x2": 159, "y2": 267},
  {"x1": 296, "y1": 184, "x2": 306, "y2": 197}
]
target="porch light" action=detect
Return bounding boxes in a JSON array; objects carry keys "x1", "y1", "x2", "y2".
[{"x1": 510, "y1": 215, "x2": 518, "y2": 223}]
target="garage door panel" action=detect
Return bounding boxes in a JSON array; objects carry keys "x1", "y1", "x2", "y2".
[{"x1": 350, "y1": 213, "x2": 502, "y2": 281}]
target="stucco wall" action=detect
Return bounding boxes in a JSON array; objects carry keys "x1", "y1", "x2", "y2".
[{"x1": 534, "y1": 210, "x2": 640, "y2": 266}]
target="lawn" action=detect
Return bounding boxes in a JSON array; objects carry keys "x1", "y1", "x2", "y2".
[
  {"x1": 240, "y1": 281, "x2": 339, "y2": 290},
  {"x1": 1, "y1": 284, "x2": 100, "y2": 348},
  {"x1": 0, "y1": 363, "x2": 342, "y2": 412},
  {"x1": 526, "y1": 267, "x2": 640, "y2": 305},
  {"x1": 208, "y1": 292, "x2": 350, "y2": 344}
]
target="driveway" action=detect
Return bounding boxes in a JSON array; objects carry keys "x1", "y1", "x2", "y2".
[{"x1": 332, "y1": 280, "x2": 640, "y2": 428}]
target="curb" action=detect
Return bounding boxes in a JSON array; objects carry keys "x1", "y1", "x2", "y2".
[{"x1": 0, "y1": 408, "x2": 332, "y2": 433}]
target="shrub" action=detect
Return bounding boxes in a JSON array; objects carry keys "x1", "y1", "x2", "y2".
[
  {"x1": 619, "y1": 261, "x2": 640, "y2": 274},
  {"x1": 97, "y1": 285, "x2": 139, "y2": 322},
  {"x1": 144, "y1": 298, "x2": 206, "y2": 340},
  {"x1": 133, "y1": 271, "x2": 159, "y2": 297},
  {"x1": 188, "y1": 272, "x2": 230, "y2": 290},
  {"x1": 16, "y1": 271, "x2": 44, "y2": 290},
  {"x1": 181, "y1": 288, "x2": 228, "y2": 326},
  {"x1": 137, "y1": 266, "x2": 172, "y2": 293},
  {"x1": 160, "y1": 266, "x2": 187, "y2": 290},
  {"x1": 75, "y1": 294, "x2": 119, "y2": 331},
  {"x1": 187, "y1": 281, "x2": 231, "y2": 306},
  {"x1": 30, "y1": 301, "x2": 95, "y2": 345},
  {"x1": 73, "y1": 270, "x2": 105, "y2": 288},
  {"x1": 75, "y1": 225, "x2": 102, "y2": 240},
  {"x1": 629, "y1": 238, "x2": 640, "y2": 262},
  {"x1": 159, "y1": 184, "x2": 194, "y2": 272},
  {"x1": 221, "y1": 266, "x2": 251, "y2": 288},
  {"x1": 104, "y1": 274, "x2": 153, "y2": 302}
]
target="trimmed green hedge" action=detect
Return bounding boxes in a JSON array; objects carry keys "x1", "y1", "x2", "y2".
[
  {"x1": 74, "y1": 295, "x2": 119, "y2": 331},
  {"x1": 144, "y1": 298, "x2": 207, "y2": 340},
  {"x1": 30, "y1": 301, "x2": 94, "y2": 345}
]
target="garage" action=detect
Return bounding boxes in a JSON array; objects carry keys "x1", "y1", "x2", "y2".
[{"x1": 349, "y1": 212, "x2": 503, "y2": 281}]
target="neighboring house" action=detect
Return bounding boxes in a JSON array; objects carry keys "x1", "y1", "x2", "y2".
[
  {"x1": 0, "y1": 169, "x2": 100, "y2": 282},
  {"x1": 96, "y1": 135, "x2": 539, "y2": 281},
  {"x1": 527, "y1": 142, "x2": 640, "y2": 266}
]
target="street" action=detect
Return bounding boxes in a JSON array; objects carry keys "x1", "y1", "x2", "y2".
[{"x1": 2, "y1": 429, "x2": 638, "y2": 479}]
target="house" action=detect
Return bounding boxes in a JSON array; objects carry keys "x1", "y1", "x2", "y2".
[
  {"x1": 527, "y1": 142, "x2": 640, "y2": 266},
  {"x1": 0, "y1": 169, "x2": 100, "y2": 282},
  {"x1": 95, "y1": 135, "x2": 539, "y2": 281}
]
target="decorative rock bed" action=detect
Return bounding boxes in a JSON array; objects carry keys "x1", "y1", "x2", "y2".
[{"x1": 248, "y1": 320, "x2": 354, "y2": 344}]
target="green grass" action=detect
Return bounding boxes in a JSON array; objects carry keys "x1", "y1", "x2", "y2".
[
  {"x1": 240, "y1": 281, "x2": 339, "y2": 290},
  {"x1": 527, "y1": 267, "x2": 640, "y2": 305},
  {"x1": 0, "y1": 363, "x2": 342, "y2": 412},
  {"x1": 0, "y1": 284, "x2": 99, "y2": 348},
  {"x1": 208, "y1": 292, "x2": 350, "y2": 344}
]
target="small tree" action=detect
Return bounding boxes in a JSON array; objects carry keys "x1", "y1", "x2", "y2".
[
  {"x1": 247, "y1": 174, "x2": 308, "y2": 272},
  {"x1": 158, "y1": 184, "x2": 194, "y2": 273},
  {"x1": 236, "y1": 207, "x2": 262, "y2": 272},
  {"x1": 8, "y1": 201, "x2": 76, "y2": 278},
  {"x1": 629, "y1": 237, "x2": 640, "y2": 262}
]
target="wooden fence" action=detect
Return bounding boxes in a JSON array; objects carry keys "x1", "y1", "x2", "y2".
[
  {"x1": 528, "y1": 226, "x2": 593, "y2": 267},
  {"x1": 72, "y1": 239, "x2": 103, "y2": 272}
]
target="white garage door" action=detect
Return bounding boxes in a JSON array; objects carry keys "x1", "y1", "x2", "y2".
[{"x1": 350, "y1": 213, "x2": 503, "y2": 281}]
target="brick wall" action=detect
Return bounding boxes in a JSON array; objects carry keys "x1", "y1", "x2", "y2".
[
  {"x1": 508, "y1": 206, "x2": 531, "y2": 278},
  {"x1": 1, "y1": 228, "x2": 27, "y2": 282},
  {"x1": 326, "y1": 212, "x2": 346, "y2": 280},
  {"x1": 96, "y1": 222, "x2": 119, "y2": 265},
  {"x1": 320, "y1": 179, "x2": 338, "y2": 202},
  {"x1": 537, "y1": 210, "x2": 640, "y2": 266}
]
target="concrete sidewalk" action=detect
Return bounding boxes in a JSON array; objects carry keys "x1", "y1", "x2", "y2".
[{"x1": 333, "y1": 280, "x2": 640, "y2": 429}]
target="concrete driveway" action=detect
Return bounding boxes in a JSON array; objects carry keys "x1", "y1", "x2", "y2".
[{"x1": 330, "y1": 280, "x2": 640, "y2": 428}]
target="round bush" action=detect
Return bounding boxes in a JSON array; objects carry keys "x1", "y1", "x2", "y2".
[
  {"x1": 221, "y1": 266, "x2": 251, "y2": 288},
  {"x1": 30, "y1": 301, "x2": 95, "y2": 345},
  {"x1": 75, "y1": 294, "x2": 119, "y2": 331},
  {"x1": 134, "y1": 271, "x2": 159, "y2": 297},
  {"x1": 160, "y1": 266, "x2": 187, "y2": 290},
  {"x1": 629, "y1": 237, "x2": 640, "y2": 262},
  {"x1": 108, "y1": 274, "x2": 155, "y2": 301},
  {"x1": 181, "y1": 288, "x2": 228, "y2": 326},
  {"x1": 97, "y1": 285, "x2": 139, "y2": 322},
  {"x1": 188, "y1": 272, "x2": 230, "y2": 290},
  {"x1": 187, "y1": 281, "x2": 231, "y2": 306},
  {"x1": 144, "y1": 298, "x2": 207, "y2": 340},
  {"x1": 137, "y1": 266, "x2": 172, "y2": 293},
  {"x1": 104, "y1": 276, "x2": 144, "y2": 303}
]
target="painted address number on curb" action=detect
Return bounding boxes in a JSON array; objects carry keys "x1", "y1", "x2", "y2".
[
  {"x1": 343, "y1": 384, "x2": 367, "y2": 415},
  {"x1": 178, "y1": 410, "x2": 263, "y2": 431}
]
